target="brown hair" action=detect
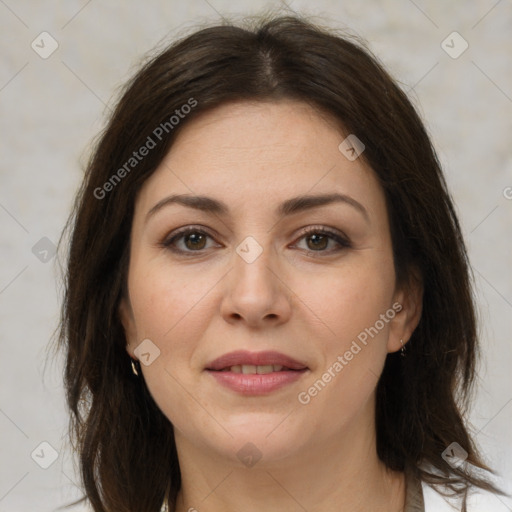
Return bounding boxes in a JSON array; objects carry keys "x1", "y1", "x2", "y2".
[{"x1": 55, "y1": 13, "x2": 504, "y2": 512}]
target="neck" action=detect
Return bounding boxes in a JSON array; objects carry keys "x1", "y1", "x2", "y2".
[{"x1": 172, "y1": 409, "x2": 405, "y2": 512}]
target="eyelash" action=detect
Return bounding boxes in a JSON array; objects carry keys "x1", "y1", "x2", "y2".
[{"x1": 160, "y1": 225, "x2": 351, "y2": 257}]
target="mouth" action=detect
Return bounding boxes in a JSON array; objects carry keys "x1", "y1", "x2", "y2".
[
  {"x1": 206, "y1": 350, "x2": 308, "y2": 371},
  {"x1": 215, "y1": 364, "x2": 301, "y2": 374},
  {"x1": 205, "y1": 350, "x2": 309, "y2": 395}
]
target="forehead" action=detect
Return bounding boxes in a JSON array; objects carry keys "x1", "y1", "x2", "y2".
[{"x1": 135, "y1": 100, "x2": 381, "y2": 218}]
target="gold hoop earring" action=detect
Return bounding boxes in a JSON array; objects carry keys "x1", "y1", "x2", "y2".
[{"x1": 131, "y1": 358, "x2": 139, "y2": 376}]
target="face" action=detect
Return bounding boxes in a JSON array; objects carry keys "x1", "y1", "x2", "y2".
[{"x1": 119, "y1": 100, "x2": 420, "y2": 467}]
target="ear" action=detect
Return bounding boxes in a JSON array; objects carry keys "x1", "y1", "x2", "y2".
[
  {"x1": 118, "y1": 296, "x2": 138, "y2": 359},
  {"x1": 387, "y1": 267, "x2": 423, "y2": 353}
]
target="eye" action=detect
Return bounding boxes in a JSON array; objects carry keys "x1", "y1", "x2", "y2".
[
  {"x1": 161, "y1": 226, "x2": 218, "y2": 253},
  {"x1": 293, "y1": 226, "x2": 351, "y2": 254},
  {"x1": 160, "y1": 225, "x2": 351, "y2": 255}
]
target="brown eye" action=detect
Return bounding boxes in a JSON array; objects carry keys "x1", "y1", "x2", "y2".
[
  {"x1": 162, "y1": 227, "x2": 217, "y2": 253},
  {"x1": 294, "y1": 227, "x2": 351, "y2": 254},
  {"x1": 183, "y1": 232, "x2": 207, "y2": 250},
  {"x1": 162, "y1": 225, "x2": 350, "y2": 256},
  {"x1": 305, "y1": 233, "x2": 329, "y2": 251}
]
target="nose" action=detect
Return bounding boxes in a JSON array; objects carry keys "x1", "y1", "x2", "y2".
[{"x1": 220, "y1": 240, "x2": 292, "y2": 329}]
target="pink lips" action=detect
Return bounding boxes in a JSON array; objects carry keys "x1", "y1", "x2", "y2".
[
  {"x1": 205, "y1": 350, "x2": 308, "y2": 395},
  {"x1": 206, "y1": 350, "x2": 308, "y2": 371}
]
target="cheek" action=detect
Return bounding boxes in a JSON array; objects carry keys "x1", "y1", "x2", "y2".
[
  {"x1": 129, "y1": 260, "x2": 217, "y2": 341},
  {"x1": 292, "y1": 252, "x2": 395, "y2": 344},
  {"x1": 291, "y1": 256, "x2": 395, "y2": 419},
  {"x1": 127, "y1": 262, "x2": 222, "y2": 423}
]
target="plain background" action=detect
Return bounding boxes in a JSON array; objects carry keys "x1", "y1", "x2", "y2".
[{"x1": 1, "y1": 1, "x2": 511, "y2": 510}]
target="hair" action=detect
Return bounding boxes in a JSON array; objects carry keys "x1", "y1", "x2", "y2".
[{"x1": 55, "y1": 12, "x2": 505, "y2": 512}]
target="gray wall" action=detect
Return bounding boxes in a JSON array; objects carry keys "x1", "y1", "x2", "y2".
[{"x1": 1, "y1": 1, "x2": 511, "y2": 510}]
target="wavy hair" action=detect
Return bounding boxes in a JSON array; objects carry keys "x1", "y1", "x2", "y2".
[{"x1": 55, "y1": 13, "x2": 503, "y2": 512}]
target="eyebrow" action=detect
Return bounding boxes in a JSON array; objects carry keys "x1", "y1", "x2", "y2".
[{"x1": 145, "y1": 192, "x2": 369, "y2": 224}]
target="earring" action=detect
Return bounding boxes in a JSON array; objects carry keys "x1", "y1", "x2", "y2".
[
  {"x1": 400, "y1": 339, "x2": 406, "y2": 357},
  {"x1": 131, "y1": 358, "x2": 139, "y2": 376}
]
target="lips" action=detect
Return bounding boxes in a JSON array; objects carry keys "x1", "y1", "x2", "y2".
[
  {"x1": 206, "y1": 350, "x2": 308, "y2": 372},
  {"x1": 205, "y1": 350, "x2": 309, "y2": 395}
]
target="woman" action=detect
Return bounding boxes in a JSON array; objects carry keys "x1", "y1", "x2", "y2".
[{"x1": 57, "y1": 14, "x2": 507, "y2": 512}]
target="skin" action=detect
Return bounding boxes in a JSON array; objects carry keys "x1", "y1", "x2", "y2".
[{"x1": 119, "y1": 100, "x2": 422, "y2": 512}]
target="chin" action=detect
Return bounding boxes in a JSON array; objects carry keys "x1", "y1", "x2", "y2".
[{"x1": 210, "y1": 412, "x2": 312, "y2": 466}]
